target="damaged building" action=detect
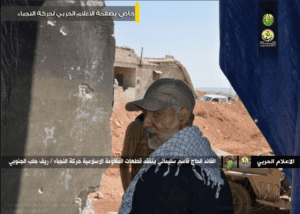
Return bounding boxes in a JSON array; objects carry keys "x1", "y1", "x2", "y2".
[{"x1": 113, "y1": 46, "x2": 199, "y2": 104}]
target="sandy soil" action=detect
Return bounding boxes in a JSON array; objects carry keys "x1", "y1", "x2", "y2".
[{"x1": 91, "y1": 91, "x2": 274, "y2": 214}]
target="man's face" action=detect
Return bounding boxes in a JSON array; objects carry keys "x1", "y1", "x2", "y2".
[{"x1": 143, "y1": 106, "x2": 181, "y2": 147}]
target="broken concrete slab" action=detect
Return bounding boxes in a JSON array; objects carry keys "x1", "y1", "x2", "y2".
[{"x1": 1, "y1": 0, "x2": 115, "y2": 213}]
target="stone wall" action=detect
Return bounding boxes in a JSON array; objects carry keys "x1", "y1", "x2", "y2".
[
  {"x1": 114, "y1": 86, "x2": 136, "y2": 104},
  {"x1": 135, "y1": 62, "x2": 186, "y2": 99}
]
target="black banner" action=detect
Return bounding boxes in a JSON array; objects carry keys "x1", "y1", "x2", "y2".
[
  {"x1": 251, "y1": 156, "x2": 300, "y2": 168},
  {"x1": 259, "y1": 0, "x2": 278, "y2": 50},
  {"x1": 1, "y1": 156, "x2": 222, "y2": 169}
]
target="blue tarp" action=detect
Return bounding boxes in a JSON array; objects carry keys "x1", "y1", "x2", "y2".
[{"x1": 219, "y1": 0, "x2": 300, "y2": 213}]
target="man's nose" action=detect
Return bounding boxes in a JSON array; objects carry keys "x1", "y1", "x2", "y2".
[{"x1": 142, "y1": 112, "x2": 152, "y2": 129}]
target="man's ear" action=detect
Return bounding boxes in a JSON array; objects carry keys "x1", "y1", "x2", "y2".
[{"x1": 179, "y1": 107, "x2": 190, "y2": 126}]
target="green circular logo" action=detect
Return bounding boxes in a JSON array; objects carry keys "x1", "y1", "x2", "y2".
[
  {"x1": 263, "y1": 14, "x2": 274, "y2": 26},
  {"x1": 262, "y1": 29, "x2": 274, "y2": 42},
  {"x1": 226, "y1": 160, "x2": 234, "y2": 168},
  {"x1": 242, "y1": 157, "x2": 249, "y2": 163}
]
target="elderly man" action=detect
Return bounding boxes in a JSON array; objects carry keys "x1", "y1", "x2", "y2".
[
  {"x1": 120, "y1": 109, "x2": 195, "y2": 192},
  {"x1": 119, "y1": 78, "x2": 233, "y2": 214}
]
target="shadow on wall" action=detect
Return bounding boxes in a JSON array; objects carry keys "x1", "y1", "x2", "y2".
[
  {"x1": 114, "y1": 66, "x2": 136, "y2": 91},
  {"x1": 1, "y1": 0, "x2": 44, "y2": 212}
]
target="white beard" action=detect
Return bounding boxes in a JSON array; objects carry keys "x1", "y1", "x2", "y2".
[
  {"x1": 148, "y1": 119, "x2": 180, "y2": 151},
  {"x1": 148, "y1": 138, "x2": 161, "y2": 151}
]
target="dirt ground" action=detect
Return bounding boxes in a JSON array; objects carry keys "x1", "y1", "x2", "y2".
[{"x1": 91, "y1": 91, "x2": 277, "y2": 214}]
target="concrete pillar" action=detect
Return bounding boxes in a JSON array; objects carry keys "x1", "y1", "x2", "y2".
[{"x1": 1, "y1": 0, "x2": 115, "y2": 213}]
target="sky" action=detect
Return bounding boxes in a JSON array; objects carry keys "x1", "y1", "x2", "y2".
[{"x1": 106, "y1": 1, "x2": 233, "y2": 89}]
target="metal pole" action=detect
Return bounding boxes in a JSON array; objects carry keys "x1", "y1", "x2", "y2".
[{"x1": 139, "y1": 47, "x2": 143, "y2": 65}]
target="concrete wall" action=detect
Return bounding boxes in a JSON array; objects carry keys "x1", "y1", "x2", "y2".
[
  {"x1": 160, "y1": 63, "x2": 185, "y2": 80},
  {"x1": 113, "y1": 53, "x2": 197, "y2": 102},
  {"x1": 114, "y1": 66, "x2": 136, "y2": 90},
  {"x1": 125, "y1": 69, "x2": 136, "y2": 88},
  {"x1": 136, "y1": 65, "x2": 156, "y2": 99},
  {"x1": 1, "y1": 0, "x2": 115, "y2": 213},
  {"x1": 135, "y1": 62, "x2": 185, "y2": 99},
  {"x1": 114, "y1": 86, "x2": 136, "y2": 104}
]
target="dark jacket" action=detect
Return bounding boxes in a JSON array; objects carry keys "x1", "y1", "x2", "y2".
[{"x1": 129, "y1": 159, "x2": 234, "y2": 214}]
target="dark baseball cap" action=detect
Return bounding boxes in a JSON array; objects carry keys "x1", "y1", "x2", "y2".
[{"x1": 125, "y1": 78, "x2": 195, "y2": 112}]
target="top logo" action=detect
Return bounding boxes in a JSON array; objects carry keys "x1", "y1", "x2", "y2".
[{"x1": 263, "y1": 14, "x2": 274, "y2": 26}]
